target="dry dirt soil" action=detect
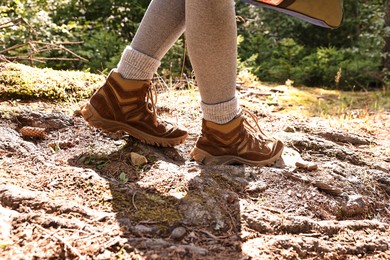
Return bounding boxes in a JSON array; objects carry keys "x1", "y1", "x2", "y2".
[{"x1": 0, "y1": 84, "x2": 389, "y2": 259}]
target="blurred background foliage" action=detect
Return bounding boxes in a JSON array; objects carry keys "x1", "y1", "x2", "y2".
[{"x1": 1, "y1": 0, "x2": 389, "y2": 90}]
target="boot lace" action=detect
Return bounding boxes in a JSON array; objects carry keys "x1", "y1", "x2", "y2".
[
  {"x1": 242, "y1": 108, "x2": 272, "y2": 141},
  {"x1": 145, "y1": 82, "x2": 158, "y2": 117},
  {"x1": 144, "y1": 82, "x2": 178, "y2": 130}
]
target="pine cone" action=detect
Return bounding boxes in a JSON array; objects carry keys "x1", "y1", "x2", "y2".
[{"x1": 20, "y1": 126, "x2": 48, "y2": 138}]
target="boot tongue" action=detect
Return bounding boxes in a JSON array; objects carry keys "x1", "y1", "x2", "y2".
[{"x1": 205, "y1": 116, "x2": 243, "y2": 134}]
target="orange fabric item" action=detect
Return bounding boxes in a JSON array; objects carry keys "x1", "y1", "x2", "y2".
[
  {"x1": 259, "y1": 0, "x2": 284, "y2": 6},
  {"x1": 244, "y1": 0, "x2": 344, "y2": 29}
]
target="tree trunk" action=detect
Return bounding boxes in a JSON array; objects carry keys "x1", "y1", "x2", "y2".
[{"x1": 384, "y1": 0, "x2": 390, "y2": 70}]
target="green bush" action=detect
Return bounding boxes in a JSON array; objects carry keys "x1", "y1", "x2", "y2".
[
  {"x1": 1, "y1": 0, "x2": 388, "y2": 90},
  {"x1": 236, "y1": 0, "x2": 386, "y2": 89}
]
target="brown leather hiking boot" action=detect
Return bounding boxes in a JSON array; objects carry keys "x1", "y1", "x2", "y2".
[
  {"x1": 190, "y1": 111, "x2": 284, "y2": 166},
  {"x1": 81, "y1": 70, "x2": 188, "y2": 147}
]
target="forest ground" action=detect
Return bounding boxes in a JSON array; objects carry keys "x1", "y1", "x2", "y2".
[{"x1": 0, "y1": 63, "x2": 389, "y2": 259}]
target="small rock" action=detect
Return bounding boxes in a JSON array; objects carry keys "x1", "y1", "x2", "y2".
[
  {"x1": 170, "y1": 227, "x2": 187, "y2": 241},
  {"x1": 130, "y1": 152, "x2": 148, "y2": 167},
  {"x1": 0, "y1": 205, "x2": 19, "y2": 244},
  {"x1": 342, "y1": 194, "x2": 367, "y2": 216},
  {"x1": 246, "y1": 181, "x2": 268, "y2": 193},
  {"x1": 16, "y1": 110, "x2": 73, "y2": 130},
  {"x1": 169, "y1": 246, "x2": 186, "y2": 254},
  {"x1": 275, "y1": 147, "x2": 303, "y2": 169},
  {"x1": 117, "y1": 218, "x2": 131, "y2": 227},
  {"x1": 314, "y1": 181, "x2": 343, "y2": 196},
  {"x1": 225, "y1": 192, "x2": 239, "y2": 204},
  {"x1": 96, "y1": 250, "x2": 112, "y2": 260},
  {"x1": 307, "y1": 163, "x2": 318, "y2": 171},
  {"x1": 296, "y1": 161, "x2": 318, "y2": 171},
  {"x1": 113, "y1": 140, "x2": 126, "y2": 146},
  {"x1": 0, "y1": 127, "x2": 37, "y2": 155},
  {"x1": 214, "y1": 220, "x2": 225, "y2": 231},
  {"x1": 150, "y1": 254, "x2": 160, "y2": 260},
  {"x1": 132, "y1": 225, "x2": 157, "y2": 235},
  {"x1": 372, "y1": 162, "x2": 390, "y2": 173},
  {"x1": 181, "y1": 245, "x2": 208, "y2": 256},
  {"x1": 284, "y1": 126, "x2": 296, "y2": 132}
]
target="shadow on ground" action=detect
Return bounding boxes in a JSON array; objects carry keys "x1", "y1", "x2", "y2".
[{"x1": 68, "y1": 138, "x2": 246, "y2": 259}]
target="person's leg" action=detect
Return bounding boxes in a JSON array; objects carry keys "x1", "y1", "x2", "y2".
[
  {"x1": 81, "y1": 0, "x2": 188, "y2": 147},
  {"x1": 187, "y1": 0, "x2": 284, "y2": 165},
  {"x1": 186, "y1": 0, "x2": 239, "y2": 124},
  {"x1": 118, "y1": 0, "x2": 185, "y2": 80}
]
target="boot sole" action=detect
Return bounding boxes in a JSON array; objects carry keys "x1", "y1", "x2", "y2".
[
  {"x1": 81, "y1": 103, "x2": 187, "y2": 147},
  {"x1": 190, "y1": 146, "x2": 284, "y2": 167}
]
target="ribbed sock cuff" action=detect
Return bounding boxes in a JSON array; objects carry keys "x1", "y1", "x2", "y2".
[
  {"x1": 117, "y1": 46, "x2": 160, "y2": 80},
  {"x1": 201, "y1": 96, "x2": 241, "y2": 124}
]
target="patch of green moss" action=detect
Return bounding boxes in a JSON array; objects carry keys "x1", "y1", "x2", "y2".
[
  {"x1": 184, "y1": 190, "x2": 207, "y2": 204},
  {"x1": 0, "y1": 62, "x2": 104, "y2": 101},
  {"x1": 111, "y1": 188, "x2": 183, "y2": 225},
  {"x1": 78, "y1": 153, "x2": 110, "y2": 169},
  {"x1": 210, "y1": 173, "x2": 244, "y2": 193}
]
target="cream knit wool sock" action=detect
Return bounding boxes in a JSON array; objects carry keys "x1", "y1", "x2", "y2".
[
  {"x1": 117, "y1": 47, "x2": 160, "y2": 80},
  {"x1": 201, "y1": 96, "x2": 241, "y2": 124},
  {"x1": 118, "y1": 46, "x2": 160, "y2": 80}
]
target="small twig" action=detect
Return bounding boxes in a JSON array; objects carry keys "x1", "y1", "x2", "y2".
[
  {"x1": 0, "y1": 55, "x2": 10, "y2": 62},
  {"x1": 227, "y1": 210, "x2": 237, "y2": 231},
  {"x1": 0, "y1": 41, "x2": 88, "y2": 62},
  {"x1": 154, "y1": 73, "x2": 170, "y2": 92},
  {"x1": 0, "y1": 43, "x2": 29, "y2": 54},
  {"x1": 199, "y1": 229, "x2": 237, "y2": 240},
  {"x1": 30, "y1": 41, "x2": 84, "y2": 46},
  {"x1": 60, "y1": 45, "x2": 88, "y2": 62},
  {"x1": 74, "y1": 233, "x2": 103, "y2": 241},
  {"x1": 301, "y1": 233, "x2": 322, "y2": 238},
  {"x1": 240, "y1": 90, "x2": 272, "y2": 99},
  {"x1": 35, "y1": 224, "x2": 85, "y2": 260},
  {"x1": 32, "y1": 57, "x2": 83, "y2": 61},
  {"x1": 60, "y1": 228, "x2": 91, "y2": 235},
  {"x1": 3, "y1": 55, "x2": 82, "y2": 62},
  {"x1": 199, "y1": 229, "x2": 219, "y2": 240},
  {"x1": 137, "y1": 220, "x2": 162, "y2": 224},
  {"x1": 3, "y1": 56, "x2": 45, "y2": 63},
  {"x1": 132, "y1": 191, "x2": 138, "y2": 210}
]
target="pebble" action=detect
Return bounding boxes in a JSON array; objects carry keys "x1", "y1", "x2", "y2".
[
  {"x1": 342, "y1": 194, "x2": 367, "y2": 216},
  {"x1": 150, "y1": 254, "x2": 160, "y2": 260},
  {"x1": 284, "y1": 126, "x2": 296, "y2": 132},
  {"x1": 132, "y1": 224, "x2": 157, "y2": 235},
  {"x1": 170, "y1": 226, "x2": 187, "y2": 240},
  {"x1": 130, "y1": 152, "x2": 148, "y2": 167},
  {"x1": 246, "y1": 181, "x2": 268, "y2": 193},
  {"x1": 0, "y1": 206, "x2": 19, "y2": 244},
  {"x1": 296, "y1": 161, "x2": 318, "y2": 171}
]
